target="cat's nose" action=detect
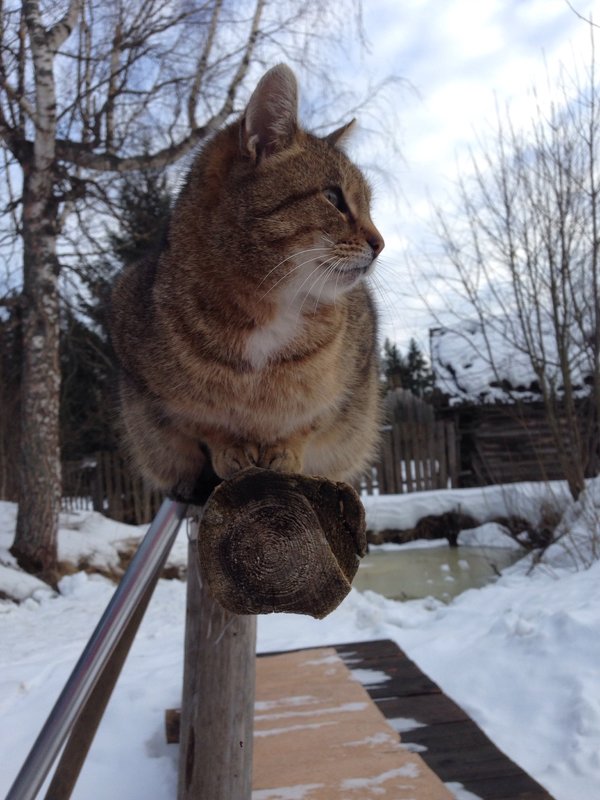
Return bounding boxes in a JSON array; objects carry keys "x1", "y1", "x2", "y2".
[{"x1": 367, "y1": 230, "x2": 384, "y2": 258}]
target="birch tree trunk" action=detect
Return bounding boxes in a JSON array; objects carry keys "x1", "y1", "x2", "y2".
[
  {"x1": 10, "y1": 1, "x2": 81, "y2": 575},
  {"x1": 12, "y1": 176, "x2": 62, "y2": 573}
]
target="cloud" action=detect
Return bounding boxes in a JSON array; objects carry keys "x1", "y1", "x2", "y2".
[{"x1": 354, "y1": 0, "x2": 598, "y2": 347}]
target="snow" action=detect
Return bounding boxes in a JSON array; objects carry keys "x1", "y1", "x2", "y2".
[
  {"x1": 252, "y1": 785, "x2": 324, "y2": 800},
  {"x1": 457, "y1": 522, "x2": 522, "y2": 549},
  {"x1": 362, "y1": 479, "x2": 571, "y2": 532},
  {"x1": 0, "y1": 563, "x2": 54, "y2": 603},
  {"x1": 1, "y1": 479, "x2": 600, "y2": 800},
  {"x1": 431, "y1": 318, "x2": 594, "y2": 404}
]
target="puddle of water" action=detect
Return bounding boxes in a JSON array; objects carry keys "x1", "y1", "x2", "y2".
[{"x1": 353, "y1": 545, "x2": 523, "y2": 602}]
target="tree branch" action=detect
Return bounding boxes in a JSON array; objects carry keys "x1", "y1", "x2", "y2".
[
  {"x1": 0, "y1": 74, "x2": 38, "y2": 125},
  {"x1": 47, "y1": 0, "x2": 82, "y2": 52},
  {"x1": 187, "y1": 0, "x2": 224, "y2": 129}
]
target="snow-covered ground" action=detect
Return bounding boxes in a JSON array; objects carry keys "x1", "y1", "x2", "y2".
[{"x1": 1, "y1": 479, "x2": 599, "y2": 800}]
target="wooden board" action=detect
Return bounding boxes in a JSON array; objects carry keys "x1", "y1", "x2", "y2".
[
  {"x1": 253, "y1": 647, "x2": 454, "y2": 800},
  {"x1": 332, "y1": 640, "x2": 555, "y2": 800}
]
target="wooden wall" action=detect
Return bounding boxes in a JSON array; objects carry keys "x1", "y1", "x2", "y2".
[
  {"x1": 62, "y1": 452, "x2": 163, "y2": 524},
  {"x1": 360, "y1": 389, "x2": 459, "y2": 495},
  {"x1": 442, "y1": 402, "x2": 595, "y2": 487}
]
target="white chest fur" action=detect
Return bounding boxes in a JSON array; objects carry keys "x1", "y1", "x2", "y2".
[{"x1": 244, "y1": 302, "x2": 304, "y2": 369}]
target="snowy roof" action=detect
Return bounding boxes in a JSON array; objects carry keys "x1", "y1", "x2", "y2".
[{"x1": 430, "y1": 319, "x2": 594, "y2": 406}]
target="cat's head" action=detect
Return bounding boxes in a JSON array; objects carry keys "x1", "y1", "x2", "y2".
[{"x1": 223, "y1": 65, "x2": 384, "y2": 306}]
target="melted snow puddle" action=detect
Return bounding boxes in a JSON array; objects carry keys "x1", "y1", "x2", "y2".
[{"x1": 354, "y1": 545, "x2": 523, "y2": 601}]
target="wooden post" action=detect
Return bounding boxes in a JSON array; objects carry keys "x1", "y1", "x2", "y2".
[
  {"x1": 178, "y1": 532, "x2": 256, "y2": 800},
  {"x1": 177, "y1": 468, "x2": 366, "y2": 799}
]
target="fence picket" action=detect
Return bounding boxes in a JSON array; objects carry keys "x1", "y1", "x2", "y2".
[
  {"x1": 359, "y1": 391, "x2": 459, "y2": 496},
  {"x1": 61, "y1": 451, "x2": 164, "y2": 525}
]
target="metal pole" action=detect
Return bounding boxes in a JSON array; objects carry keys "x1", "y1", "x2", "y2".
[{"x1": 6, "y1": 498, "x2": 188, "y2": 800}]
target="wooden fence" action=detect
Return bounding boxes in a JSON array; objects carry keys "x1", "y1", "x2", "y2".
[
  {"x1": 60, "y1": 393, "x2": 457, "y2": 516},
  {"x1": 359, "y1": 389, "x2": 459, "y2": 495},
  {"x1": 62, "y1": 452, "x2": 163, "y2": 525}
]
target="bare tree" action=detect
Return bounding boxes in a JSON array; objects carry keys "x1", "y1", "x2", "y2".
[
  {"x1": 0, "y1": 0, "x2": 371, "y2": 575},
  {"x1": 427, "y1": 54, "x2": 600, "y2": 500}
]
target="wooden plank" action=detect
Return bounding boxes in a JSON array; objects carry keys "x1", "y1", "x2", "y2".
[
  {"x1": 333, "y1": 640, "x2": 554, "y2": 800},
  {"x1": 459, "y1": 773, "x2": 555, "y2": 800},
  {"x1": 437, "y1": 421, "x2": 448, "y2": 489},
  {"x1": 113, "y1": 452, "x2": 124, "y2": 522},
  {"x1": 390, "y1": 422, "x2": 403, "y2": 493},
  {"x1": 254, "y1": 648, "x2": 454, "y2": 800},
  {"x1": 399, "y1": 423, "x2": 412, "y2": 493},
  {"x1": 446, "y1": 421, "x2": 458, "y2": 487},
  {"x1": 376, "y1": 693, "x2": 470, "y2": 726},
  {"x1": 102, "y1": 451, "x2": 113, "y2": 518},
  {"x1": 92, "y1": 453, "x2": 103, "y2": 512},
  {"x1": 364, "y1": 466, "x2": 373, "y2": 496},
  {"x1": 380, "y1": 429, "x2": 394, "y2": 495},
  {"x1": 143, "y1": 479, "x2": 152, "y2": 524},
  {"x1": 426, "y1": 416, "x2": 435, "y2": 490},
  {"x1": 404, "y1": 427, "x2": 412, "y2": 493},
  {"x1": 413, "y1": 423, "x2": 423, "y2": 492},
  {"x1": 132, "y1": 473, "x2": 143, "y2": 526}
]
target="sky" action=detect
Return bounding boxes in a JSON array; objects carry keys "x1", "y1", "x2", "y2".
[
  {"x1": 2, "y1": 0, "x2": 597, "y2": 357},
  {"x1": 338, "y1": 0, "x2": 599, "y2": 351}
]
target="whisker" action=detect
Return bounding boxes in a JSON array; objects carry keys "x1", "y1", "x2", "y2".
[
  {"x1": 305, "y1": 258, "x2": 343, "y2": 314},
  {"x1": 259, "y1": 252, "x2": 330, "y2": 302},
  {"x1": 368, "y1": 273, "x2": 405, "y2": 330},
  {"x1": 258, "y1": 247, "x2": 331, "y2": 288},
  {"x1": 293, "y1": 256, "x2": 338, "y2": 311},
  {"x1": 313, "y1": 259, "x2": 343, "y2": 311},
  {"x1": 333, "y1": 258, "x2": 344, "y2": 308}
]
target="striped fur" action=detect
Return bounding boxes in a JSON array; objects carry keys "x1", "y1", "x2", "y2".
[{"x1": 111, "y1": 65, "x2": 384, "y2": 503}]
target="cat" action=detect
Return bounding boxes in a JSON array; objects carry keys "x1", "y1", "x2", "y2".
[{"x1": 110, "y1": 64, "x2": 385, "y2": 504}]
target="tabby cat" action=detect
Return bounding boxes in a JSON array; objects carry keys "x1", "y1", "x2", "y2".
[{"x1": 111, "y1": 64, "x2": 384, "y2": 504}]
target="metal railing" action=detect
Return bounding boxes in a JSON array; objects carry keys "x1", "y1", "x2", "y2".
[{"x1": 5, "y1": 498, "x2": 188, "y2": 800}]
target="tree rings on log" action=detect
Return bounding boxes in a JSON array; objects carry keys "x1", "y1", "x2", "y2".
[{"x1": 197, "y1": 467, "x2": 367, "y2": 619}]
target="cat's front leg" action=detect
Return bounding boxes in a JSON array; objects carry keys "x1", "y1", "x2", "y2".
[{"x1": 209, "y1": 439, "x2": 304, "y2": 479}]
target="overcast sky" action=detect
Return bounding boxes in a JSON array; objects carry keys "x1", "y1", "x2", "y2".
[{"x1": 337, "y1": 0, "x2": 599, "y2": 351}]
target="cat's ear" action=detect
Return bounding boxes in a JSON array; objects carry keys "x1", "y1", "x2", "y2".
[
  {"x1": 325, "y1": 119, "x2": 356, "y2": 148},
  {"x1": 241, "y1": 64, "x2": 298, "y2": 164}
]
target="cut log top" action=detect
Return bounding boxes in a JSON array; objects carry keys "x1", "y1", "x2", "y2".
[{"x1": 197, "y1": 467, "x2": 367, "y2": 619}]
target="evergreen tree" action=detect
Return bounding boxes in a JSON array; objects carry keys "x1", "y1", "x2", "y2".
[
  {"x1": 60, "y1": 170, "x2": 172, "y2": 461},
  {"x1": 382, "y1": 338, "x2": 405, "y2": 388},
  {"x1": 382, "y1": 337, "x2": 433, "y2": 397},
  {"x1": 405, "y1": 337, "x2": 434, "y2": 397}
]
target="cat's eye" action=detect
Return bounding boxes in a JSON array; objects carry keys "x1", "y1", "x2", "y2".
[{"x1": 323, "y1": 186, "x2": 349, "y2": 214}]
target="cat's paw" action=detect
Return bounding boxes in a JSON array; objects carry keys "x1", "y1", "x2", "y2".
[
  {"x1": 211, "y1": 443, "x2": 302, "y2": 479},
  {"x1": 211, "y1": 444, "x2": 254, "y2": 479},
  {"x1": 257, "y1": 444, "x2": 302, "y2": 473}
]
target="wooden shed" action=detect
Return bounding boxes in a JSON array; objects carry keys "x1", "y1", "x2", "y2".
[
  {"x1": 435, "y1": 400, "x2": 592, "y2": 487},
  {"x1": 430, "y1": 324, "x2": 599, "y2": 487}
]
